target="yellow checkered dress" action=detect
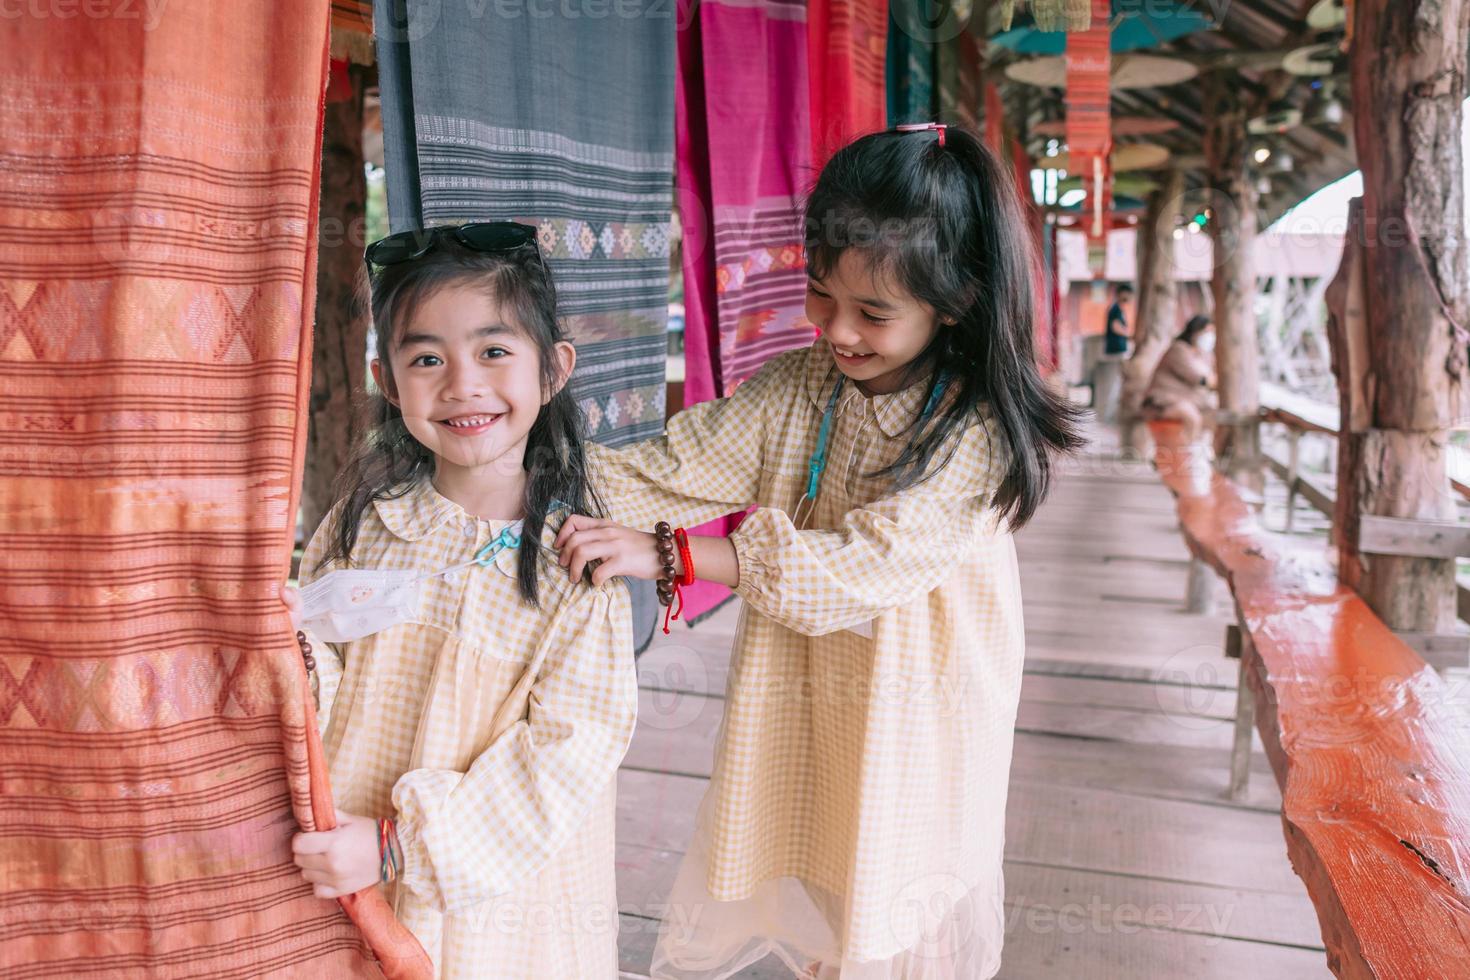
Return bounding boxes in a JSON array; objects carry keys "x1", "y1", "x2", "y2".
[
  {"x1": 301, "y1": 480, "x2": 637, "y2": 978},
  {"x1": 592, "y1": 338, "x2": 1025, "y2": 979}
]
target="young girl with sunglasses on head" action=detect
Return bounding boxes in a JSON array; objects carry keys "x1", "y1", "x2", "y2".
[
  {"x1": 558, "y1": 125, "x2": 1086, "y2": 978},
  {"x1": 281, "y1": 223, "x2": 636, "y2": 978}
]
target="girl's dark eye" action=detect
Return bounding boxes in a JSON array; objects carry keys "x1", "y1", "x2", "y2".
[
  {"x1": 862, "y1": 312, "x2": 890, "y2": 323},
  {"x1": 482, "y1": 347, "x2": 509, "y2": 359},
  {"x1": 807, "y1": 282, "x2": 829, "y2": 298},
  {"x1": 410, "y1": 353, "x2": 442, "y2": 367}
]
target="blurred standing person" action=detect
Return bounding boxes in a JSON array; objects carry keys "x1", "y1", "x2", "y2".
[{"x1": 1104, "y1": 282, "x2": 1133, "y2": 356}]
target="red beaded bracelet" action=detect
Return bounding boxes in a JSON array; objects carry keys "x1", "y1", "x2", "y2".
[
  {"x1": 673, "y1": 528, "x2": 696, "y2": 588},
  {"x1": 656, "y1": 524, "x2": 696, "y2": 635}
]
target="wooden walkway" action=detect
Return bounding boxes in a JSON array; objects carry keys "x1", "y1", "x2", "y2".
[{"x1": 614, "y1": 428, "x2": 1332, "y2": 978}]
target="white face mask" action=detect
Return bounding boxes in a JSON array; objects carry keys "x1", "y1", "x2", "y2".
[
  {"x1": 299, "y1": 524, "x2": 525, "y2": 642},
  {"x1": 298, "y1": 568, "x2": 431, "y2": 643}
]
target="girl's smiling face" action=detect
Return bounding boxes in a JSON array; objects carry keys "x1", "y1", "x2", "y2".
[
  {"x1": 371, "y1": 282, "x2": 573, "y2": 477},
  {"x1": 805, "y1": 250, "x2": 947, "y2": 395}
]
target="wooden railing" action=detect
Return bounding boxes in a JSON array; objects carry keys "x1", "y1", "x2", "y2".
[
  {"x1": 1256, "y1": 381, "x2": 1340, "y2": 528},
  {"x1": 1254, "y1": 382, "x2": 1470, "y2": 668},
  {"x1": 1149, "y1": 419, "x2": 1470, "y2": 980},
  {"x1": 1258, "y1": 380, "x2": 1470, "y2": 508}
]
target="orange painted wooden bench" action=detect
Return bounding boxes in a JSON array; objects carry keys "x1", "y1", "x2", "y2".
[{"x1": 1149, "y1": 419, "x2": 1470, "y2": 979}]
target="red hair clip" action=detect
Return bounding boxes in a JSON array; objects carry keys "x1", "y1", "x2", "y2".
[{"x1": 896, "y1": 122, "x2": 947, "y2": 147}]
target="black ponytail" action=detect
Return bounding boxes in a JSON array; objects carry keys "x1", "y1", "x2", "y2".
[{"x1": 804, "y1": 125, "x2": 1087, "y2": 529}]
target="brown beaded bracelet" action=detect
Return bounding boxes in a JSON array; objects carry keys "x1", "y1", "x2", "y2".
[
  {"x1": 654, "y1": 521, "x2": 677, "y2": 608},
  {"x1": 295, "y1": 630, "x2": 316, "y2": 672}
]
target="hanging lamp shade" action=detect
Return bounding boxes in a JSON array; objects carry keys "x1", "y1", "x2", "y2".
[
  {"x1": 1306, "y1": 0, "x2": 1347, "y2": 30},
  {"x1": 1045, "y1": 142, "x2": 1171, "y2": 173},
  {"x1": 1056, "y1": 172, "x2": 1160, "y2": 197},
  {"x1": 1006, "y1": 53, "x2": 1198, "y2": 89},
  {"x1": 1060, "y1": 192, "x2": 1146, "y2": 212},
  {"x1": 1247, "y1": 98, "x2": 1304, "y2": 135}
]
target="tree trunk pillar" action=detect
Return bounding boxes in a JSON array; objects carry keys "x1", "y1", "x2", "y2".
[
  {"x1": 1203, "y1": 74, "x2": 1262, "y2": 494},
  {"x1": 1339, "y1": 0, "x2": 1470, "y2": 633},
  {"x1": 1119, "y1": 168, "x2": 1184, "y2": 453},
  {"x1": 303, "y1": 61, "x2": 371, "y2": 543}
]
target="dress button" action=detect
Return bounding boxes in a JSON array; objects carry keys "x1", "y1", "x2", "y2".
[{"x1": 464, "y1": 521, "x2": 477, "y2": 538}]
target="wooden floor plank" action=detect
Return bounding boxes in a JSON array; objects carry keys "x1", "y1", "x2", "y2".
[
  {"x1": 617, "y1": 768, "x2": 703, "y2": 853},
  {"x1": 1015, "y1": 699, "x2": 1236, "y2": 750},
  {"x1": 1001, "y1": 860, "x2": 1327, "y2": 952},
  {"x1": 1010, "y1": 731, "x2": 1284, "y2": 814},
  {"x1": 635, "y1": 664, "x2": 1243, "y2": 716},
  {"x1": 626, "y1": 693, "x2": 1284, "y2": 815},
  {"x1": 1020, "y1": 672, "x2": 1238, "y2": 720},
  {"x1": 1003, "y1": 781, "x2": 1304, "y2": 894},
  {"x1": 993, "y1": 920, "x2": 1332, "y2": 980}
]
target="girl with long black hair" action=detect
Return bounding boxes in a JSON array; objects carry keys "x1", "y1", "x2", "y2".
[{"x1": 559, "y1": 125, "x2": 1086, "y2": 978}]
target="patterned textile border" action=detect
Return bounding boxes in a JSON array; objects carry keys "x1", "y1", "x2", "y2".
[
  {"x1": 0, "y1": 8, "x2": 425, "y2": 978},
  {"x1": 331, "y1": 0, "x2": 376, "y2": 64}
]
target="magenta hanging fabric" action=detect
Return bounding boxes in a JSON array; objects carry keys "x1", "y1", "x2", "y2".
[
  {"x1": 678, "y1": 0, "x2": 817, "y2": 401},
  {"x1": 675, "y1": 0, "x2": 820, "y2": 621}
]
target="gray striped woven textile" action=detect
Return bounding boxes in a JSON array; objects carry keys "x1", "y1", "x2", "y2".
[{"x1": 373, "y1": 0, "x2": 676, "y2": 447}]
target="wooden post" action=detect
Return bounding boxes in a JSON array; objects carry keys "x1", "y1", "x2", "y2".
[
  {"x1": 1325, "y1": 198, "x2": 1366, "y2": 560},
  {"x1": 1225, "y1": 624, "x2": 1255, "y2": 801},
  {"x1": 1284, "y1": 427, "x2": 1301, "y2": 532},
  {"x1": 1337, "y1": 0, "x2": 1470, "y2": 634},
  {"x1": 1185, "y1": 557, "x2": 1215, "y2": 614},
  {"x1": 1203, "y1": 74, "x2": 1262, "y2": 494},
  {"x1": 1119, "y1": 168, "x2": 1183, "y2": 452},
  {"x1": 303, "y1": 62, "x2": 372, "y2": 543}
]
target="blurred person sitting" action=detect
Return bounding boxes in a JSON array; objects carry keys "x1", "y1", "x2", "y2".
[{"x1": 1141, "y1": 314, "x2": 1216, "y2": 442}]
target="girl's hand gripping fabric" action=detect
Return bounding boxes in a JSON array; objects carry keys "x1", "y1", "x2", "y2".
[
  {"x1": 290, "y1": 808, "x2": 382, "y2": 899},
  {"x1": 553, "y1": 516, "x2": 665, "y2": 585},
  {"x1": 554, "y1": 515, "x2": 742, "y2": 589}
]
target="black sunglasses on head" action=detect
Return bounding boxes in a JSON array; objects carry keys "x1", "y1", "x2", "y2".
[{"x1": 364, "y1": 221, "x2": 540, "y2": 270}]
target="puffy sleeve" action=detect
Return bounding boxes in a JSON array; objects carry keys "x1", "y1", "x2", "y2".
[
  {"x1": 588, "y1": 349, "x2": 802, "y2": 530},
  {"x1": 297, "y1": 511, "x2": 345, "y2": 738},
  {"x1": 730, "y1": 412, "x2": 1010, "y2": 636},
  {"x1": 388, "y1": 582, "x2": 638, "y2": 912}
]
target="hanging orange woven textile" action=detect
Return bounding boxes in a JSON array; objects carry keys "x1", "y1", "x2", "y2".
[
  {"x1": 808, "y1": 0, "x2": 889, "y2": 169},
  {"x1": 1065, "y1": 0, "x2": 1113, "y2": 245},
  {"x1": 0, "y1": 6, "x2": 427, "y2": 977}
]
